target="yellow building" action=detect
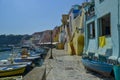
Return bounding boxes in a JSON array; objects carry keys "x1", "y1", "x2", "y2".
[
  {"x1": 57, "y1": 15, "x2": 69, "y2": 49},
  {"x1": 67, "y1": 5, "x2": 85, "y2": 55}
]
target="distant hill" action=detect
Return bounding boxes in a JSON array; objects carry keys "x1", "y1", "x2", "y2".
[
  {"x1": 0, "y1": 27, "x2": 60, "y2": 47},
  {"x1": 0, "y1": 34, "x2": 32, "y2": 47}
]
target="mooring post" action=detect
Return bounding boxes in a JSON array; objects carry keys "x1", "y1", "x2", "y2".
[{"x1": 49, "y1": 30, "x2": 53, "y2": 59}]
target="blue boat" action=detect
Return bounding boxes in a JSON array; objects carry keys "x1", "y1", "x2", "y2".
[
  {"x1": 81, "y1": 58, "x2": 113, "y2": 77},
  {"x1": 14, "y1": 56, "x2": 40, "y2": 62},
  {"x1": 0, "y1": 64, "x2": 26, "y2": 77},
  {"x1": 0, "y1": 59, "x2": 32, "y2": 67}
]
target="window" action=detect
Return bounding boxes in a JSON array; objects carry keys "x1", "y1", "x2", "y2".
[
  {"x1": 99, "y1": 0, "x2": 104, "y2": 3},
  {"x1": 99, "y1": 14, "x2": 111, "y2": 36},
  {"x1": 88, "y1": 22, "x2": 95, "y2": 38}
]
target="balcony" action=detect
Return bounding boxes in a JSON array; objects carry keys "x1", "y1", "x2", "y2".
[{"x1": 85, "y1": 2, "x2": 95, "y2": 20}]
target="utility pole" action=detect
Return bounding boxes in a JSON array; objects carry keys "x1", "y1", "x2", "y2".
[{"x1": 49, "y1": 30, "x2": 53, "y2": 59}]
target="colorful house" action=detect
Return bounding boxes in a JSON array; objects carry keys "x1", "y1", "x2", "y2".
[
  {"x1": 84, "y1": 0, "x2": 120, "y2": 63},
  {"x1": 67, "y1": 5, "x2": 85, "y2": 55},
  {"x1": 52, "y1": 26, "x2": 60, "y2": 42},
  {"x1": 58, "y1": 15, "x2": 69, "y2": 49},
  {"x1": 82, "y1": 0, "x2": 120, "y2": 77}
]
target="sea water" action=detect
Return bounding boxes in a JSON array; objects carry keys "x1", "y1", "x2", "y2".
[
  {"x1": 0, "y1": 51, "x2": 12, "y2": 60},
  {"x1": 0, "y1": 49, "x2": 20, "y2": 60},
  {"x1": 0, "y1": 48, "x2": 46, "y2": 66}
]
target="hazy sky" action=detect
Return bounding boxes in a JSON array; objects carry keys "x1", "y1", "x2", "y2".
[{"x1": 0, "y1": 0, "x2": 84, "y2": 35}]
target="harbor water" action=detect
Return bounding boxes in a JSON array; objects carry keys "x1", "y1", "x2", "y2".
[
  {"x1": 0, "y1": 51, "x2": 12, "y2": 60},
  {"x1": 0, "y1": 48, "x2": 20, "y2": 60},
  {"x1": 0, "y1": 49, "x2": 45, "y2": 66}
]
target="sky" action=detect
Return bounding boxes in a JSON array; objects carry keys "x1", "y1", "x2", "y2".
[{"x1": 0, "y1": 0, "x2": 85, "y2": 35}]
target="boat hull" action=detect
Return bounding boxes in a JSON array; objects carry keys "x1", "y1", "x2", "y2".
[
  {"x1": 0, "y1": 65, "x2": 26, "y2": 77},
  {"x1": 81, "y1": 58, "x2": 113, "y2": 77},
  {"x1": 14, "y1": 56, "x2": 40, "y2": 62}
]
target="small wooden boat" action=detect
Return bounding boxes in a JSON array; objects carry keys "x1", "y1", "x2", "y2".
[
  {"x1": 29, "y1": 51, "x2": 42, "y2": 57},
  {"x1": 12, "y1": 49, "x2": 41, "y2": 66},
  {"x1": 0, "y1": 59, "x2": 33, "y2": 74},
  {"x1": 14, "y1": 56, "x2": 40, "y2": 67},
  {"x1": 14, "y1": 56, "x2": 40, "y2": 62},
  {"x1": 81, "y1": 58, "x2": 113, "y2": 77},
  {"x1": 0, "y1": 59, "x2": 32, "y2": 67},
  {"x1": 14, "y1": 48, "x2": 40, "y2": 62},
  {"x1": 0, "y1": 64, "x2": 26, "y2": 77}
]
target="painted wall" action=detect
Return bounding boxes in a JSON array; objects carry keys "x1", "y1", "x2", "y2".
[
  {"x1": 85, "y1": 17, "x2": 96, "y2": 52},
  {"x1": 84, "y1": 0, "x2": 120, "y2": 60},
  {"x1": 69, "y1": 13, "x2": 74, "y2": 39},
  {"x1": 95, "y1": 0, "x2": 119, "y2": 59}
]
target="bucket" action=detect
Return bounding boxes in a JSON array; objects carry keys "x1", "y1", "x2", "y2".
[
  {"x1": 56, "y1": 43, "x2": 64, "y2": 49},
  {"x1": 113, "y1": 65, "x2": 120, "y2": 80}
]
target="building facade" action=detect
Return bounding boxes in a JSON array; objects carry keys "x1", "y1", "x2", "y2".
[{"x1": 84, "y1": 0, "x2": 120, "y2": 63}]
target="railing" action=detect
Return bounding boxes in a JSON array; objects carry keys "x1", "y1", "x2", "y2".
[
  {"x1": 86, "y1": 2, "x2": 95, "y2": 21},
  {"x1": 86, "y1": 10, "x2": 95, "y2": 20}
]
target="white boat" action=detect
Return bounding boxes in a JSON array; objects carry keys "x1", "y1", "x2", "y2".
[
  {"x1": 0, "y1": 59, "x2": 32, "y2": 67},
  {"x1": 14, "y1": 56, "x2": 40, "y2": 62}
]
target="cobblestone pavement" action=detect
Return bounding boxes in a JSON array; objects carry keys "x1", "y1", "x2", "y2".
[{"x1": 45, "y1": 49, "x2": 114, "y2": 80}]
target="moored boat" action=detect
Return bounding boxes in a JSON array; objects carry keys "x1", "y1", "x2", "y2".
[
  {"x1": 13, "y1": 48, "x2": 40, "y2": 63},
  {"x1": 0, "y1": 59, "x2": 33, "y2": 73},
  {"x1": 14, "y1": 56, "x2": 40, "y2": 62},
  {"x1": 81, "y1": 58, "x2": 113, "y2": 77},
  {"x1": 0, "y1": 64, "x2": 26, "y2": 77},
  {"x1": 0, "y1": 59, "x2": 32, "y2": 67}
]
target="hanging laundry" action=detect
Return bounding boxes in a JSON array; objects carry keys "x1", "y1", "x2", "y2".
[{"x1": 99, "y1": 36, "x2": 106, "y2": 48}]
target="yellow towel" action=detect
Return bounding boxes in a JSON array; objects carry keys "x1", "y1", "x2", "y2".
[
  {"x1": 99, "y1": 36, "x2": 106, "y2": 48},
  {"x1": 57, "y1": 43, "x2": 64, "y2": 49}
]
